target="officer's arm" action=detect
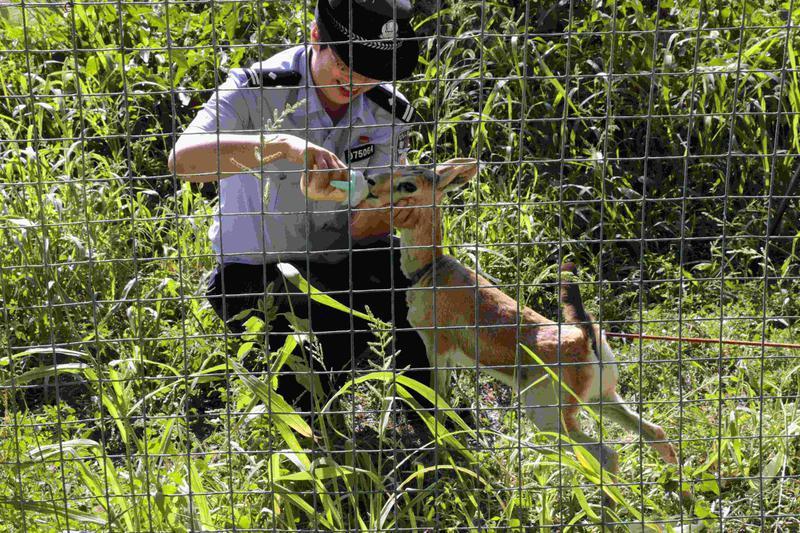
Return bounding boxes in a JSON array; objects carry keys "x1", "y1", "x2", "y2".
[
  {"x1": 168, "y1": 66, "x2": 347, "y2": 183},
  {"x1": 169, "y1": 133, "x2": 348, "y2": 183},
  {"x1": 168, "y1": 133, "x2": 272, "y2": 183}
]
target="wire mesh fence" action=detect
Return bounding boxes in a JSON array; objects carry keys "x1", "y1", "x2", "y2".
[{"x1": 1, "y1": 0, "x2": 800, "y2": 530}]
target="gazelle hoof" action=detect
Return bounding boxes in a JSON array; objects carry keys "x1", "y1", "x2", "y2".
[{"x1": 653, "y1": 442, "x2": 679, "y2": 464}]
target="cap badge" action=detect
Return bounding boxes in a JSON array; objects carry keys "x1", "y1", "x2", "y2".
[{"x1": 381, "y1": 20, "x2": 398, "y2": 40}]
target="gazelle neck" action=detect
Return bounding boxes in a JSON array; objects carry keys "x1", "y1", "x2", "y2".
[{"x1": 397, "y1": 206, "x2": 444, "y2": 282}]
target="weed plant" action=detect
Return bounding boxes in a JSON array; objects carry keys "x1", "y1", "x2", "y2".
[{"x1": 1, "y1": 0, "x2": 800, "y2": 530}]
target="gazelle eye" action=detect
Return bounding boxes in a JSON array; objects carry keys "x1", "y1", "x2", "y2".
[{"x1": 397, "y1": 182, "x2": 417, "y2": 194}]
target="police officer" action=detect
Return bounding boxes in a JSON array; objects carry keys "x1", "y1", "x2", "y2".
[{"x1": 168, "y1": 0, "x2": 429, "y2": 411}]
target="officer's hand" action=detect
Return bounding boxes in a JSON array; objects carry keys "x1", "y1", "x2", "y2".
[
  {"x1": 275, "y1": 134, "x2": 348, "y2": 201},
  {"x1": 299, "y1": 164, "x2": 350, "y2": 202},
  {"x1": 392, "y1": 198, "x2": 423, "y2": 229},
  {"x1": 351, "y1": 198, "x2": 420, "y2": 238},
  {"x1": 350, "y1": 206, "x2": 391, "y2": 239}
]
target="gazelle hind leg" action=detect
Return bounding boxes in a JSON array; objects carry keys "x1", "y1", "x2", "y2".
[
  {"x1": 602, "y1": 393, "x2": 678, "y2": 464},
  {"x1": 563, "y1": 406, "x2": 620, "y2": 474},
  {"x1": 520, "y1": 372, "x2": 618, "y2": 473},
  {"x1": 523, "y1": 395, "x2": 618, "y2": 472},
  {"x1": 520, "y1": 375, "x2": 562, "y2": 432},
  {"x1": 525, "y1": 383, "x2": 619, "y2": 472}
]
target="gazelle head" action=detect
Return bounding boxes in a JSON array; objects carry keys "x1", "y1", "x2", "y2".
[{"x1": 362, "y1": 158, "x2": 479, "y2": 211}]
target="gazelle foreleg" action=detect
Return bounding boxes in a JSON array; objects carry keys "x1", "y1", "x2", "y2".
[{"x1": 416, "y1": 330, "x2": 452, "y2": 405}]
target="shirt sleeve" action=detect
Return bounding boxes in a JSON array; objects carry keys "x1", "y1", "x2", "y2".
[
  {"x1": 184, "y1": 69, "x2": 251, "y2": 134},
  {"x1": 368, "y1": 121, "x2": 413, "y2": 172}
]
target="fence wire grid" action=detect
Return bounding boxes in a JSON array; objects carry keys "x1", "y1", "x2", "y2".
[{"x1": 1, "y1": 0, "x2": 800, "y2": 531}]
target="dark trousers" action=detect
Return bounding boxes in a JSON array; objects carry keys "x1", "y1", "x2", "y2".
[{"x1": 206, "y1": 237, "x2": 430, "y2": 411}]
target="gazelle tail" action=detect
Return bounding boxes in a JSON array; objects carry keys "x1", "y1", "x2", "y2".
[{"x1": 559, "y1": 263, "x2": 599, "y2": 355}]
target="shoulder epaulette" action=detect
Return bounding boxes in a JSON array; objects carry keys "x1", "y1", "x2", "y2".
[
  {"x1": 243, "y1": 68, "x2": 302, "y2": 88},
  {"x1": 366, "y1": 85, "x2": 419, "y2": 123}
]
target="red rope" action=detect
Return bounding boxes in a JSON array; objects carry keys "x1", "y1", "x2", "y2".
[{"x1": 605, "y1": 331, "x2": 800, "y2": 350}]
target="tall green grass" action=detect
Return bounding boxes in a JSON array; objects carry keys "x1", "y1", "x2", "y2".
[{"x1": 2, "y1": 0, "x2": 800, "y2": 530}]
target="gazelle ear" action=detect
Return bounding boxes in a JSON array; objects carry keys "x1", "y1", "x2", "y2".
[{"x1": 435, "y1": 158, "x2": 479, "y2": 192}]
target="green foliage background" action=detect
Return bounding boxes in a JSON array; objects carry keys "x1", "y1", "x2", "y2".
[{"x1": 1, "y1": 0, "x2": 799, "y2": 530}]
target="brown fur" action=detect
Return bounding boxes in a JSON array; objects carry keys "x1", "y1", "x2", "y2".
[{"x1": 361, "y1": 163, "x2": 678, "y2": 471}]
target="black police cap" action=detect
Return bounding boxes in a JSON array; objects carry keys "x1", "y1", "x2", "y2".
[{"x1": 315, "y1": 0, "x2": 420, "y2": 81}]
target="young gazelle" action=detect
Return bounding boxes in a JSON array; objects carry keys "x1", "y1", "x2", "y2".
[{"x1": 304, "y1": 161, "x2": 678, "y2": 472}]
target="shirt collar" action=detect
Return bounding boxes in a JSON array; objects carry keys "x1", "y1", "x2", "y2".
[{"x1": 292, "y1": 46, "x2": 369, "y2": 126}]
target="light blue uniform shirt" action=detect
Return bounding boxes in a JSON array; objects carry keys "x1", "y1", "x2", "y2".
[{"x1": 185, "y1": 45, "x2": 415, "y2": 264}]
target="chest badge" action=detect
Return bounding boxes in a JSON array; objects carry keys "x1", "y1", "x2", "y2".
[{"x1": 345, "y1": 143, "x2": 375, "y2": 163}]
